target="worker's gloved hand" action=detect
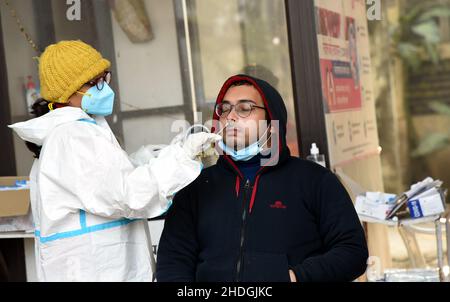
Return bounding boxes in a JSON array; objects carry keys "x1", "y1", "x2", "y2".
[
  {"x1": 129, "y1": 144, "x2": 166, "y2": 166},
  {"x1": 182, "y1": 132, "x2": 222, "y2": 160}
]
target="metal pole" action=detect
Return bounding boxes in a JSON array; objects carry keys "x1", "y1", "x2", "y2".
[
  {"x1": 142, "y1": 220, "x2": 157, "y2": 282},
  {"x1": 436, "y1": 219, "x2": 444, "y2": 282},
  {"x1": 446, "y1": 218, "x2": 450, "y2": 282}
]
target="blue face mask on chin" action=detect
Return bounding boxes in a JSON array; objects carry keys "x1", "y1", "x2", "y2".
[
  {"x1": 81, "y1": 82, "x2": 115, "y2": 116},
  {"x1": 218, "y1": 140, "x2": 261, "y2": 161},
  {"x1": 218, "y1": 126, "x2": 270, "y2": 161}
]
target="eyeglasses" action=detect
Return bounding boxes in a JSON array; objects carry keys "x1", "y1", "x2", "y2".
[
  {"x1": 215, "y1": 102, "x2": 266, "y2": 118},
  {"x1": 86, "y1": 71, "x2": 112, "y2": 90}
]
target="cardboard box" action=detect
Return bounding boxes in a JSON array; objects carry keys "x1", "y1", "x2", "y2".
[
  {"x1": 0, "y1": 176, "x2": 30, "y2": 218},
  {"x1": 355, "y1": 195, "x2": 394, "y2": 220},
  {"x1": 407, "y1": 188, "x2": 445, "y2": 218}
]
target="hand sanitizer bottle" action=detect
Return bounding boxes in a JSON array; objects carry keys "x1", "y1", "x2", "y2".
[
  {"x1": 25, "y1": 76, "x2": 40, "y2": 115},
  {"x1": 306, "y1": 143, "x2": 326, "y2": 167}
]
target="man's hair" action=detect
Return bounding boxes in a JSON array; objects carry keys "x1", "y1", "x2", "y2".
[{"x1": 230, "y1": 80, "x2": 253, "y2": 87}]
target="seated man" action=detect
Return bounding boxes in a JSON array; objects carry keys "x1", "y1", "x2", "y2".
[{"x1": 156, "y1": 74, "x2": 368, "y2": 282}]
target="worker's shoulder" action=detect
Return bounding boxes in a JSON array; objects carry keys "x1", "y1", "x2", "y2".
[{"x1": 45, "y1": 120, "x2": 100, "y2": 144}]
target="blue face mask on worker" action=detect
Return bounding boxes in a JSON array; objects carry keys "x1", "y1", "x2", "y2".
[
  {"x1": 218, "y1": 126, "x2": 270, "y2": 161},
  {"x1": 81, "y1": 82, "x2": 115, "y2": 116}
]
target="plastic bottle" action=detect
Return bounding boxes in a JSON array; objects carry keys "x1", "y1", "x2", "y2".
[
  {"x1": 25, "y1": 76, "x2": 40, "y2": 115},
  {"x1": 306, "y1": 143, "x2": 326, "y2": 167}
]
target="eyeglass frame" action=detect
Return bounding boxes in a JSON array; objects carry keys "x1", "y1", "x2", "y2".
[
  {"x1": 215, "y1": 100, "x2": 266, "y2": 118},
  {"x1": 85, "y1": 71, "x2": 112, "y2": 91}
]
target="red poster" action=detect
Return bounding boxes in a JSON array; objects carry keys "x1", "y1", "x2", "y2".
[
  {"x1": 317, "y1": 9, "x2": 362, "y2": 113},
  {"x1": 320, "y1": 58, "x2": 361, "y2": 113}
]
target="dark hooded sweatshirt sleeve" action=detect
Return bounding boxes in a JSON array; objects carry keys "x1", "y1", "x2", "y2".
[
  {"x1": 292, "y1": 171, "x2": 368, "y2": 282},
  {"x1": 156, "y1": 186, "x2": 198, "y2": 282}
]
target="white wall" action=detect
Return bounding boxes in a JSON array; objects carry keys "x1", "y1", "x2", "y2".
[
  {"x1": 110, "y1": 0, "x2": 186, "y2": 153},
  {"x1": 1, "y1": 0, "x2": 39, "y2": 176},
  {"x1": 122, "y1": 113, "x2": 185, "y2": 153},
  {"x1": 111, "y1": 0, "x2": 184, "y2": 112}
]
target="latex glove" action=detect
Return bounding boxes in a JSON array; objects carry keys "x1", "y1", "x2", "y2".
[
  {"x1": 182, "y1": 132, "x2": 222, "y2": 159},
  {"x1": 129, "y1": 144, "x2": 167, "y2": 166}
]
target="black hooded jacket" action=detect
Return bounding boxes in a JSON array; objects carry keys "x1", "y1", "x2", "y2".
[{"x1": 156, "y1": 75, "x2": 368, "y2": 282}]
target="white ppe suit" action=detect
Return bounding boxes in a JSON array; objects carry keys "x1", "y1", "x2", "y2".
[{"x1": 9, "y1": 107, "x2": 218, "y2": 281}]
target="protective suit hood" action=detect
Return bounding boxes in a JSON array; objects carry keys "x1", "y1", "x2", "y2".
[{"x1": 8, "y1": 106, "x2": 93, "y2": 146}]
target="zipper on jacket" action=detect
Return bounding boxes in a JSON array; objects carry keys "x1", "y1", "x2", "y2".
[{"x1": 236, "y1": 179, "x2": 251, "y2": 281}]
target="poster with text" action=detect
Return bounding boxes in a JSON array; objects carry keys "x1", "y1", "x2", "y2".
[{"x1": 315, "y1": 0, "x2": 380, "y2": 168}]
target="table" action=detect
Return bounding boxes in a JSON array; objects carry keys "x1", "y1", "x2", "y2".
[{"x1": 360, "y1": 213, "x2": 449, "y2": 281}]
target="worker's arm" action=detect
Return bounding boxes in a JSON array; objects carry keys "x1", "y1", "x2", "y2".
[{"x1": 38, "y1": 123, "x2": 213, "y2": 220}]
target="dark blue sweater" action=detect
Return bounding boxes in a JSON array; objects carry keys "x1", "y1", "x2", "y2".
[{"x1": 235, "y1": 154, "x2": 262, "y2": 183}]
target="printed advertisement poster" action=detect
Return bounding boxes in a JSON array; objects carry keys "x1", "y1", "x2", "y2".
[{"x1": 315, "y1": 0, "x2": 380, "y2": 168}]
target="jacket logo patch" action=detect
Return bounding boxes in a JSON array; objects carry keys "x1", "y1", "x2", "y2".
[{"x1": 270, "y1": 201, "x2": 287, "y2": 209}]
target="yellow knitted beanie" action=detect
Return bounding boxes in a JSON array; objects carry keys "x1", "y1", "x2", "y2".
[{"x1": 39, "y1": 40, "x2": 111, "y2": 103}]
